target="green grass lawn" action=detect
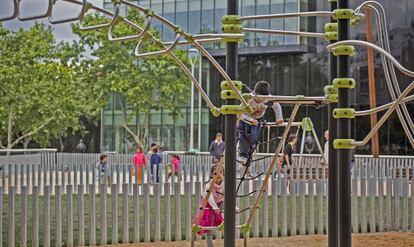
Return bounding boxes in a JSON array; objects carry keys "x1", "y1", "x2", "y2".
[{"x1": 1, "y1": 191, "x2": 412, "y2": 246}]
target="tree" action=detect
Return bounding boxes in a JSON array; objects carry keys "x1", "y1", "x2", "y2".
[
  {"x1": 72, "y1": 10, "x2": 191, "y2": 149},
  {"x1": 0, "y1": 23, "x2": 103, "y2": 149}
]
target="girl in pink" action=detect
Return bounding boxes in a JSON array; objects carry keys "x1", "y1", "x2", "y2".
[
  {"x1": 194, "y1": 164, "x2": 224, "y2": 247},
  {"x1": 168, "y1": 154, "x2": 181, "y2": 178},
  {"x1": 133, "y1": 147, "x2": 147, "y2": 184}
]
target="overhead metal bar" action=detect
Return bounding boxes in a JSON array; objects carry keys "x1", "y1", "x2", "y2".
[
  {"x1": 17, "y1": 0, "x2": 53, "y2": 21},
  {"x1": 0, "y1": 0, "x2": 18, "y2": 21},
  {"x1": 49, "y1": 0, "x2": 88, "y2": 24},
  {"x1": 243, "y1": 28, "x2": 326, "y2": 38},
  {"x1": 239, "y1": 11, "x2": 334, "y2": 21}
]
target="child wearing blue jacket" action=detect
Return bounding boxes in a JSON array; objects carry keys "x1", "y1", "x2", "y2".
[{"x1": 150, "y1": 146, "x2": 162, "y2": 183}]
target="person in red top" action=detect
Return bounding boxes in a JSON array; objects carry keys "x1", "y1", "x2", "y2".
[{"x1": 133, "y1": 147, "x2": 147, "y2": 184}]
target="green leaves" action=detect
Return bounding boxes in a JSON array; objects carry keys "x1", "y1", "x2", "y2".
[{"x1": 0, "y1": 23, "x2": 100, "y2": 148}]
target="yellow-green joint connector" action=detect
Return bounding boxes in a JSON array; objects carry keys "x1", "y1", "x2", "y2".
[
  {"x1": 221, "y1": 15, "x2": 243, "y2": 25},
  {"x1": 143, "y1": 8, "x2": 155, "y2": 17},
  {"x1": 332, "y1": 78, "x2": 356, "y2": 89},
  {"x1": 174, "y1": 26, "x2": 185, "y2": 35},
  {"x1": 112, "y1": 0, "x2": 121, "y2": 5},
  {"x1": 350, "y1": 16, "x2": 362, "y2": 26},
  {"x1": 328, "y1": 0, "x2": 338, "y2": 2},
  {"x1": 210, "y1": 107, "x2": 221, "y2": 117},
  {"x1": 86, "y1": 2, "x2": 93, "y2": 10},
  {"x1": 333, "y1": 139, "x2": 356, "y2": 149},
  {"x1": 222, "y1": 24, "x2": 243, "y2": 34},
  {"x1": 218, "y1": 223, "x2": 225, "y2": 231},
  {"x1": 333, "y1": 9, "x2": 355, "y2": 20},
  {"x1": 220, "y1": 105, "x2": 245, "y2": 115},
  {"x1": 296, "y1": 95, "x2": 305, "y2": 100},
  {"x1": 325, "y1": 94, "x2": 338, "y2": 103},
  {"x1": 221, "y1": 90, "x2": 241, "y2": 100},
  {"x1": 325, "y1": 32, "x2": 337, "y2": 41},
  {"x1": 242, "y1": 93, "x2": 253, "y2": 102},
  {"x1": 183, "y1": 33, "x2": 194, "y2": 42},
  {"x1": 220, "y1": 80, "x2": 243, "y2": 90},
  {"x1": 333, "y1": 108, "x2": 355, "y2": 119},
  {"x1": 324, "y1": 23, "x2": 338, "y2": 32},
  {"x1": 332, "y1": 45, "x2": 356, "y2": 56},
  {"x1": 192, "y1": 224, "x2": 202, "y2": 233},
  {"x1": 301, "y1": 117, "x2": 314, "y2": 132},
  {"x1": 241, "y1": 224, "x2": 251, "y2": 233},
  {"x1": 324, "y1": 85, "x2": 338, "y2": 95}
]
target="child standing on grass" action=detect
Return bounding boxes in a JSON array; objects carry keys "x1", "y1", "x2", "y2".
[
  {"x1": 150, "y1": 146, "x2": 162, "y2": 183},
  {"x1": 167, "y1": 154, "x2": 181, "y2": 179},
  {"x1": 194, "y1": 164, "x2": 224, "y2": 247},
  {"x1": 133, "y1": 147, "x2": 147, "y2": 184},
  {"x1": 237, "y1": 81, "x2": 284, "y2": 176}
]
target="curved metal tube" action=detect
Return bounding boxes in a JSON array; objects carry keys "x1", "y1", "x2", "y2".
[
  {"x1": 356, "y1": 2, "x2": 414, "y2": 148},
  {"x1": 18, "y1": 0, "x2": 53, "y2": 21},
  {"x1": 355, "y1": 95, "x2": 414, "y2": 116},
  {"x1": 78, "y1": 2, "x2": 119, "y2": 31},
  {"x1": 49, "y1": 0, "x2": 87, "y2": 24},
  {"x1": 0, "y1": 0, "x2": 18, "y2": 21},
  {"x1": 121, "y1": 0, "x2": 178, "y2": 30},
  {"x1": 327, "y1": 40, "x2": 414, "y2": 77},
  {"x1": 353, "y1": 80, "x2": 414, "y2": 146},
  {"x1": 243, "y1": 28, "x2": 326, "y2": 38},
  {"x1": 64, "y1": 0, "x2": 216, "y2": 110},
  {"x1": 134, "y1": 33, "x2": 181, "y2": 58},
  {"x1": 108, "y1": 5, "x2": 153, "y2": 42},
  {"x1": 192, "y1": 40, "x2": 249, "y2": 107}
]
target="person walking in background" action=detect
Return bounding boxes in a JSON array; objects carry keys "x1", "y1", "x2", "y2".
[
  {"x1": 209, "y1": 132, "x2": 225, "y2": 164},
  {"x1": 321, "y1": 130, "x2": 329, "y2": 166},
  {"x1": 133, "y1": 147, "x2": 147, "y2": 184},
  {"x1": 148, "y1": 143, "x2": 157, "y2": 156},
  {"x1": 150, "y1": 146, "x2": 162, "y2": 183},
  {"x1": 96, "y1": 154, "x2": 111, "y2": 185},
  {"x1": 278, "y1": 134, "x2": 297, "y2": 181}
]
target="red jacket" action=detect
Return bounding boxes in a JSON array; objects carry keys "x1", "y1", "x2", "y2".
[{"x1": 133, "y1": 152, "x2": 147, "y2": 167}]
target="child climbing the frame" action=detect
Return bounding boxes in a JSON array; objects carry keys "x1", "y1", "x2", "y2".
[
  {"x1": 237, "y1": 80, "x2": 284, "y2": 176},
  {"x1": 194, "y1": 164, "x2": 224, "y2": 247}
]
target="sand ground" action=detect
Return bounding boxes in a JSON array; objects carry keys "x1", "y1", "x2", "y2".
[{"x1": 115, "y1": 232, "x2": 414, "y2": 247}]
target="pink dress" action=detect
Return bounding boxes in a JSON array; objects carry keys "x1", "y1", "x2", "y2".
[{"x1": 194, "y1": 181, "x2": 224, "y2": 235}]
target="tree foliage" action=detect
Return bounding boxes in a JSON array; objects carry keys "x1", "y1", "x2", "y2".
[
  {"x1": 72, "y1": 10, "x2": 191, "y2": 148},
  {"x1": 0, "y1": 23, "x2": 103, "y2": 149}
]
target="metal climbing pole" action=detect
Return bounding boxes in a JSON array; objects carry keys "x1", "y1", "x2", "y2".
[
  {"x1": 328, "y1": 0, "x2": 338, "y2": 246},
  {"x1": 224, "y1": 0, "x2": 238, "y2": 247},
  {"x1": 337, "y1": 0, "x2": 352, "y2": 246}
]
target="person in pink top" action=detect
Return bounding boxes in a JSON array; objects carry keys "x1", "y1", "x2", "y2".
[
  {"x1": 194, "y1": 164, "x2": 224, "y2": 247},
  {"x1": 168, "y1": 154, "x2": 181, "y2": 179},
  {"x1": 133, "y1": 147, "x2": 147, "y2": 184}
]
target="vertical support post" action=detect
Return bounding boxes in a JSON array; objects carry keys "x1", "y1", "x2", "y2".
[
  {"x1": 364, "y1": 7, "x2": 380, "y2": 157},
  {"x1": 224, "y1": 1, "x2": 238, "y2": 246},
  {"x1": 337, "y1": 0, "x2": 352, "y2": 246},
  {"x1": 328, "y1": 1, "x2": 338, "y2": 246}
]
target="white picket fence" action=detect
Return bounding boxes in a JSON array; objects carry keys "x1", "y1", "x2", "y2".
[{"x1": 0, "y1": 152, "x2": 413, "y2": 246}]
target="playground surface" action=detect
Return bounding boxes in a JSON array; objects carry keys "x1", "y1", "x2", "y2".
[{"x1": 116, "y1": 232, "x2": 414, "y2": 247}]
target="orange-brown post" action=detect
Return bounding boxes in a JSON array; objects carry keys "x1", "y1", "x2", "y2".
[{"x1": 365, "y1": 7, "x2": 380, "y2": 157}]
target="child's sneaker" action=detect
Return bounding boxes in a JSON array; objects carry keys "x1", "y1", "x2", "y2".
[{"x1": 236, "y1": 155, "x2": 248, "y2": 165}]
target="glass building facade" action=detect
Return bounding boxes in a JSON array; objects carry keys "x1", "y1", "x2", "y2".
[{"x1": 102, "y1": 0, "x2": 414, "y2": 154}]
